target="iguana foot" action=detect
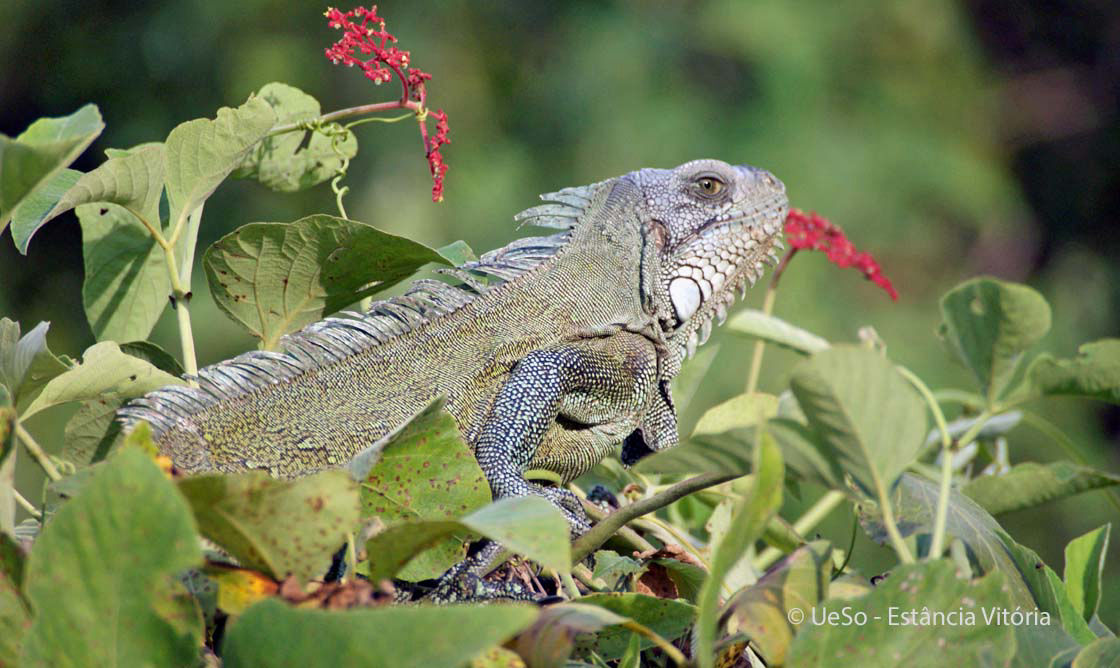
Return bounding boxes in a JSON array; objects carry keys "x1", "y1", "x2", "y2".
[
  {"x1": 422, "y1": 541, "x2": 538, "y2": 603},
  {"x1": 534, "y1": 485, "x2": 593, "y2": 535}
]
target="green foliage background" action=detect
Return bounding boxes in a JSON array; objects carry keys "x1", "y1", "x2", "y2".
[{"x1": 1, "y1": 0, "x2": 1117, "y2": 625}]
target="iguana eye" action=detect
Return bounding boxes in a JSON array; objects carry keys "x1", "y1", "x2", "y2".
[{"x1": 694, "y1": 176, "x2": 725, "y2": 197}]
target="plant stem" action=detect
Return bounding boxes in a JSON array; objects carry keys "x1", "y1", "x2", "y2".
[
  {"x1": 270, "y1": 100, "x2": 423, "y2": 136},
  {"x1": 620, "y1": 621, "x2": 688, "y2": 666},
  {"x1": 15, "y1": 421, "x2": 61, "y2": 482},
  {"x1": 13, "y1": 487, "x2": 42, "y2": 519},
  {"x1": 572, "y1": 472, "x2": 737, "y2": 563},
  {"x1": 754, "y1": 489, "x2": 846, "y2": 570},
  {"x1": 871, "y1": 468, "x2": 914, "y2": 564},
  {"x1": 897, "y1": 366, "x2": 954, "y2": 559},
  {"x1": 162, "y1": 246, "x2": 199, "y2": 381},
  {"x1": 557, "y1": 569, "x2": 581, "y2": 599}
]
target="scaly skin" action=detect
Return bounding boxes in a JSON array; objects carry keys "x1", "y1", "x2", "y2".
[{"x1": 120, "y1": 159, "x2": 787, "y2": 598}]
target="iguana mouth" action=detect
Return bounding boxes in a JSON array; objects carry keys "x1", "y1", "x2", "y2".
[{"x1": 665, "y1": 192, "x2": 788, "y2": 359}]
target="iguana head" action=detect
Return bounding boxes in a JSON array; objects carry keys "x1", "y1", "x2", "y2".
[{"x1": 634, "y1": 159, "x2": 788, "y2": 359}]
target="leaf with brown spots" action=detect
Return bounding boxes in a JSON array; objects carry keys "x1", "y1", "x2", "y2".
[
  {"x1": 178, "y1": 469, "x2": 359, "y2": 583},
  {"x1": 356, "y1": 397, "x2": 490, "y2": 580}
]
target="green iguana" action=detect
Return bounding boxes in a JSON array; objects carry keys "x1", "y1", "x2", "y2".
[{"x1": 119, "y1": 158, "x2": 787, "y2": 598}]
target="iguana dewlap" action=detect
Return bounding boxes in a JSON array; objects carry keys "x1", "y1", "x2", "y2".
[{"x1": 120, "y1": 159, "x2": 787, "y2": 532}]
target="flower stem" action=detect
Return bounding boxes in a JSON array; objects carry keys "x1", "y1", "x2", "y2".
[
  {"x1": 15, "y1": 421, "x2": 61, "y2": 482},
  {"x1": 270, "y1": 100, "x2": 423, "y2": 136}
]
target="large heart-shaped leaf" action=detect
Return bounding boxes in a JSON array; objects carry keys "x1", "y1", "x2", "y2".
[
  {"x1": 222, "y1": 598, "x2": 537, "y2": 668},
  {"x1": 790, "y1": 345, "x2": 927, "y2": 495},
  {"x1": 20, "y1": 449, "x2": 203, "y2": 667},
  {"x1": 178, "y1": 470, "x2": 360, "y2": 582},
  {"x1": 233, "y1": 83, "x2": 357, "y2": 192},
  {"x1": 203, "y1": 215, "x2": 448, "y2": 349},
  {"x1": 938, "y1": 277, "x2": 1051, "y2": 404},
  {"x1": 0, "y1": 104, "x2": 104, "y2": 231},
  {"x1": 164, "y1": 97, "x2": 277, "y2": 275},
  {"x1": 12, "y1": 143, "x2": 165, "y2": 254}
]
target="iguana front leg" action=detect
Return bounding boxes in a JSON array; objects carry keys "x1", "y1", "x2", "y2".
[
  {"x1": 425, "y1": 332, "x2": 664, "y2": 602},
  {"x1": 474, "y1": 331, "x2": 662, "y2": 533}
]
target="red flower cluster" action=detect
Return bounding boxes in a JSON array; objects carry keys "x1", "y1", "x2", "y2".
[
  {"x1": 325, "y1": 6, "x2": 412, "y2": 87},
  {"x1": 784, "y1": 209, "x2": 898, "y2": 300},
  {"x1": 324, "y1": 6, "x2": 449, "y2": 201},
  {"x1": 427, "y1": 110, "x2": 450, "y2": 202}
]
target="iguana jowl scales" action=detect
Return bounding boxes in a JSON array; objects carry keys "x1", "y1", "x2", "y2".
[{"x1": 120, "y1": 158, "x2": 787, "y2": 585}]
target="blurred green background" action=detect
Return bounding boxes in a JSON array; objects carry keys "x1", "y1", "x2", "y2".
[{"x1": 2, "y1": 0, "x2": 1117, "y2": 624}]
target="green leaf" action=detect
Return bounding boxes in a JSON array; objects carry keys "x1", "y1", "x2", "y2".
[
  {"x1": 790, "y1": 345, "x2": 927, "y2": 495},
  {"x1": 0, "y1": 319, "x2": 71, "y2": 414},
  {"x1": 514, "y1": 601, "x2": 628, "y2": 666},
  {"x1": 723, "y1": 540, "x2": 833, "y2": 666},
  {"x1": 695, "y1": 428, "x2": 784, "y2": 668},
  {"x1": 726, "y1": 308, "x2": 830, "y2": 354},
  {"x1": 1026, "y1": 339, "x2": 1120, "y2": 405},
  {"x1": 20, "y1": 448, "x2": 202, "y2": 667},
  {"x1": 592, "y1": 550, "x2": 645, "y2": 589},
  {"x1": 233, "y1": 83, "x2": 357, "y2": 192},
  {"x1": 222, "y1": 598, "x2": 537, "y2": 668},
  {"x1": 786, "y1": 560, "x2": 1016, "y2": 667},
  {"x1": 768, "y1": 417, "x2": 845, "y2": 490},
  {"x1": 13, "y1": 143, "x2": 166, "y2": 254},
  {"x1": 61, "y1": 395, "x2": 125, "y2": 467},
  {"x1": 995, "y1": 529, "x2": 1096, "y2": 645},
  {"x1": 178, "y1": 470, "x2": 359, "y2": 582},
  {"x1": 1064, "y1": 525, "x2": 1110, "y2": 623},
  {"x1": 575, "y1": 593, "x2": 696, "y2": 660},
  {"x1": 938, "y1": 277, "x2": 1051, "y2": 404},
  {"x1": 118, "y1": 340, "x2": 185, "y2": 376},
  {"x1": 203, "y1": 214, "x2": 448, "y2": 348},
  {"x1": 77, "y1": 203, "x2": 171, "y2": 341},
  {"x1": 0, "y1": 533, "x2": 29, "y2": 666},
  {"x1": 0, "y1": 105, "x2": 104, "y2": 232},
  {"x1": 962, "y1": 462, "x2": 1120, "y2": 515},
  {"x1": 9, "y1": 168, "x2": 81, "y2": 253},
  {"x1": 1073, "y1": 637, "x2": 1120, "y2": 668},
  {"x1": 635, "y1": 392, "x2": 777, "y2": 475},
  {"x1": 364, "y1": 496, "x2": 571, "y2": 583},
  {"x1": 164, "y1": 96, "x2": 277, "y2": 273},
  {"x1": 21, "y1": 341, "x2": 182, "y2": 418},
  {"x1": 356, "y1": 397, "x2": 489, "y2": 580}
]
